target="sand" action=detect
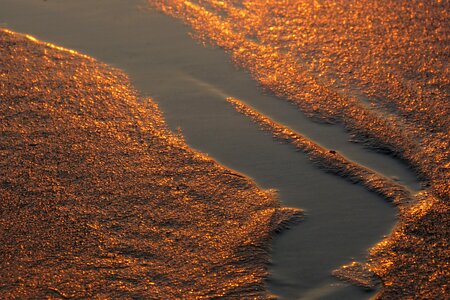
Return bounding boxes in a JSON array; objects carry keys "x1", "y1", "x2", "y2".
[
  {"x1": 0, "y1": 2, "x2": 399, "y2": 298},
  {"x1": 1, "y1": 0, "x2": 443, "y2": 298}
]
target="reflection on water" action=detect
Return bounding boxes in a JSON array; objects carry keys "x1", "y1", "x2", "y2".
[{"x1": 149, "y1": 0, "x2": 449, "y2": 298}]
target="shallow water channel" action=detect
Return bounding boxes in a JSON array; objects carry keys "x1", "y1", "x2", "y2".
[{"x1": 0, "y1": 0, "x2": 421, "y2": 298}]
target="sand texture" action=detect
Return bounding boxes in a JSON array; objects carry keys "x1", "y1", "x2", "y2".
[{"x1": 0, "y1": 29, "x2": 301, "y2": 299}]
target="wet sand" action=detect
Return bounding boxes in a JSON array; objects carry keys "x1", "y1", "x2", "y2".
[{"x1": 0, "y1": 0, "x2": 440, "y2": 299}]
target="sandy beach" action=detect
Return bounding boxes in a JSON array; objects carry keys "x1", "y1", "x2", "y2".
[{"x1": 1, "y1": 0, "x2": 448, "y2": 299}]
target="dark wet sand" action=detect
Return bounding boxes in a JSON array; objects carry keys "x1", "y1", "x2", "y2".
[{"x1": 0, "y1": 0, "x2": 432, "y2": 299}]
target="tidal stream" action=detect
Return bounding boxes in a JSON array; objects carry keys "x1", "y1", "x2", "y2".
[{"x1": 0, "y1": 0, "x2": 421, "y2": 298}]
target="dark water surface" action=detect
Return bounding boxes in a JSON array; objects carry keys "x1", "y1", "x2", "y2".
[{"x1": 0, "y1": 0, "x2": 420, "y2": 298}]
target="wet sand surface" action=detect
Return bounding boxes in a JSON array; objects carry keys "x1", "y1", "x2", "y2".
[{"x1": 0, "y1": 0, "x2": 431, "y2": 299}]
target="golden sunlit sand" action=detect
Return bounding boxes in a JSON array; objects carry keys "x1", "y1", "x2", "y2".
[
  {"x1": 148, "y1": 0, "x2": 449, "y2": 298},
  {"x1": 0, "y1": 29, "x2": 301, "y2": 299}
]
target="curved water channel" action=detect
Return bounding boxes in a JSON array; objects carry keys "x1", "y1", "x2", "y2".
[{"x1": 0, "y1": 0, "x2": 421, "y2": 299}]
